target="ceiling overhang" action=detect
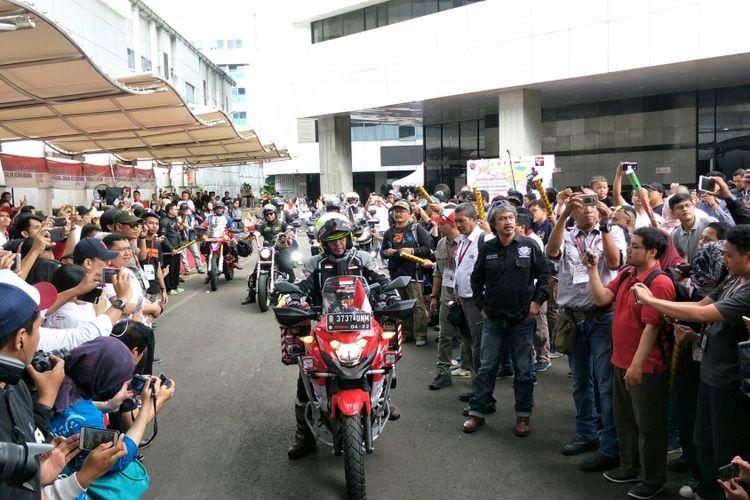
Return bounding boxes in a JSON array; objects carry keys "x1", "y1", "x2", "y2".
[{"x1": 0, "y1": 0, "x2": 288, "y2": 166}]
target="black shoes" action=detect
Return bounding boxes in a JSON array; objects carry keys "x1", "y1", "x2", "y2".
[
  {"x1": 603, "y1": 467, "x2": 639, "y2": 483},
  {"x1": 241, "y1": 294, "x2": 255, "y2": 305},
  {"x1": 458, "y1": 392, "x2": 473, "y2": 402},
  {"x1": 388, "y1": 401, "x2": 400, "y2": 421},
  {"x1": 580, "y1": 452, "x2": 620, "y2": 471},
  {"x1": 667, "y1": 455, "x2": 690, "y2": 473},
  {"x1": 287, "y1": 440, "x2": 316, "y2": 460},
  {"x1": 627, "y1": 482, "x2": 664, "y2": 499},
  {"x1": 429, "y1": 374, "x2": 452, "y2": 390},
  {"x1": 561, "y1": 437, "x2": 599, "y2": 456}
]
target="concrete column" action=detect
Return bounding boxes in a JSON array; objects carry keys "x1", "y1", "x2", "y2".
[
  {"x1": 318, "y1": 114, "x2": 353, "y2": 195},
  {"x1": 131, "y1": 5, "x2": 141, "y2": 69},
  {"x1": 497, "y1": 89, "x2": 542, "y2": 158}
]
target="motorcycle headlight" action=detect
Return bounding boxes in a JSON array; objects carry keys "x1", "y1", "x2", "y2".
[
  {"x1": 292, "y1": 251, "x2": 301, "y2": 261},
  {"x1": 329, "y1": 339, "x2": 368, "y2": 367},
  {"x1": 259, "y1": 248, "x2": 272, "y2": 259}
]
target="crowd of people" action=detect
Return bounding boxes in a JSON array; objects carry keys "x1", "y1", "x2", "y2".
[
  {"x1": 0, "y1": 186, "x2": 248, "y2": 499},
  {"x1": 278, "y1": 166, "x2": 750, "y2": 500}
]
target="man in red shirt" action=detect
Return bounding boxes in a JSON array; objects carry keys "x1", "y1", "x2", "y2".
[{"x1": 584, "y1": 226, "x2": 676, "y2": 500}]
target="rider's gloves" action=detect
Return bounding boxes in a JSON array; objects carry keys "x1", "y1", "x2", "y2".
[{"x1": 385, "y1": 293, "x2": 399, "y2": 305}]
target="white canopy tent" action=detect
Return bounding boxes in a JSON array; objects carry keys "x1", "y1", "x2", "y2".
[{"x1": 391, "y1": 164, "x2": 424, "y2": 187}]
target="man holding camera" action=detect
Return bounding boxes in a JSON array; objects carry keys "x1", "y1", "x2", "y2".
[
  {"x1": 585, "y1": 227, "x2": 676, "y2": 500},
  {"x1": 633, "y1": 225, "x2": 750, "y2": 500},
  {"x1": 547, "y1": 192, "x2": 627, "y2": 471}
]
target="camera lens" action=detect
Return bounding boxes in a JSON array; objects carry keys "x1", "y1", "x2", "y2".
[{"x1": 0, "y1": 441, "x2": 54, "y2": 490}]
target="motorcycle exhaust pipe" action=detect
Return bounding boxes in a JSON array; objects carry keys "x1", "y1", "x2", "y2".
[{"x1": 364, "y1": 413, "x2": 374, "y2": 454}]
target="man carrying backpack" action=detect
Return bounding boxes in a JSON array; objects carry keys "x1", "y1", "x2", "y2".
[{"x1": 584, "y1": 227, "x2": 676, "y2": 500}]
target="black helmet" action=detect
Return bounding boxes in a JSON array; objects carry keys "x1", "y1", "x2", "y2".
[
  {"x1": 262, "y1": 203, "x2": 277, "y2": 217},
  {"x1": 237, "y1": 240, "x2": 252, "y2": 257},
  {"x1": 315, "y1": 213, "x2": 353, "y2": 254},
  {"x1": 324, "y1": 196, "x2": 341, "y2": 212},
  {"x1": 272, "y1": 197, "x2": 285, "y2": 208},
  {"x1": 214, "y1": 201, "x2": 225, "y2": 209}
]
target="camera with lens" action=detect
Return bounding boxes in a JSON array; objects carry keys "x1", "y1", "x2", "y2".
[
  {"x1": 0, "y1": 441, "x2": 54, "y2": 492},
  {"x1": 30, "y1": 348, "x2": 70, "y2": 373}
]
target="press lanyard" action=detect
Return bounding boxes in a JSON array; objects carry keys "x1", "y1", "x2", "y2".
[
  {"x1": 574, "y1": 232, "x2": 598, "y2": 260},
  {"x1": 457, "y1": 238, "x2": 472, "y2": 267},
  {"x1": 446, "y1": 240, "x2": 458, "y2": 270}
]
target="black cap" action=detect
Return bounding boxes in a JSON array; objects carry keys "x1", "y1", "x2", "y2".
[
  {"x1": 73, "y1": 237, "x2": 119, "y2": 264},
  {"x1": 75, "y1": 205, "x2": 92, "y2": 215},
  {"x1": 644, "y1": 183, "x2": 667, "y2": 196}
]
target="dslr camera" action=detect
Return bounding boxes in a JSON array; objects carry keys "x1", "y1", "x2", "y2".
[
  {"x1": 0, "y1": 441, "x2": 55, "y2": 492},
  {"x1": 30, "y1": 348, "x2": 70, "y2": 373}
]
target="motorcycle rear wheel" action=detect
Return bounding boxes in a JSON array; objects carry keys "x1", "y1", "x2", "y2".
[
  {"x1": 208, "y1": 255, "x2": 219, "y2": 291},
  {"x1": 342, "y1": 415, "x2": 366, "y2": 500},
  {"x1": 257, "y1": 273, "x2": 270, "y2": 312}
]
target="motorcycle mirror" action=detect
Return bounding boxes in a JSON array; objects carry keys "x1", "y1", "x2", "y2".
[
  {"x1": 292, "y1": 220, "x2": 301, "y2": 228},
  {"x1": 369, "y1": 283, "x2": 381, "y2": 296},
  {"x1": 369, "y1": 218, "x2": 380, "y2": 225},
  {"x1": 385, "y1": 275, "x2": 411, "y2": 290},
  {"x1": 275, "y1": 281, "x2": 302, "y2": 295}
]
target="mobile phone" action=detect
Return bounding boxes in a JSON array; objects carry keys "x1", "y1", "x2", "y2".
[
  {"x1": 676, "y1": 264, "x2": 692, "y2": 277},
  {"x1": 76, "y1": 287, "x2": 101, "y2": 304},
  {"x1": 581, "y1": 194, "x2": 598, "y2": 206},
  {"x1": 52, "y1": 217, "x2": 67, "y2": 227},
  {"x1": 738, "y1": 340, "x2": 750, "y2": 395},
  {"x1": 102, "y1": 268, "x2": 118, "y2": 284},
  {"x1": 10, "y1": 253, "x2": 21, "y2": 273},
  {"x1": 48, "y1": 227, "x2": 66, "y2": 242},
  {"x1": 622, "y1": 162, "x2": 638, "y2": 172},
  {"x1": 698, "y1": 176, "x2": 716, "y2": 193},
  {"x1": 718, "y1": 462, "x2": 740, "y2": 481},
  {"x1": 159, "y1": 372, "x2": 172, "y2": 389},
  {"x1": 78, "y1": 426, "x2": 119, "y2": 451}
]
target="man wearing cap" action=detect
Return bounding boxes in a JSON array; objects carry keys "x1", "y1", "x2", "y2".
[
  {"x1": 0, "y1": 269, "x2": 68, "y2": 499},
  {"x1": 428, "y1": 209, "x2": 464, "y2": 390},
  {"x1": 0, "y1": 205, "x2": 12, "y2": 247},
  {"x1": 178, "y1": 203, "x2": 205, "y2": 275},
  {"x1": 71, "y1": 205, "x2": 94, "y2": 243},
  {"x1": 644, "y1": 183, "x2": 667, "y2": 216},
  {"x1": 380, "y1": 200, "x2": 433, "y2": 345},
  {"x1": 463, "y1": 203, "x2": 550, "y2": 436},
  {"x1": 73, "y1": 236, "x2": 120, "y2": 283}
]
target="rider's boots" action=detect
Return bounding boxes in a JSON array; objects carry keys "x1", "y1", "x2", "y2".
[
  {"x1": 241, "y1": 292, "x2": 255, "y2": 305},
  {"x1": 287, "y1": 403, "x2": 316, "y2": 459},
  {"x1": 242, "y1": 277, "x2": 256, "y2": 305}
]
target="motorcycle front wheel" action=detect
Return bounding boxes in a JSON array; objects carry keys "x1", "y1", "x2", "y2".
[
  {"x1": 224, "y1": 259, "x2": 234, "y2": 281},
  {"x1": 342, "y1": 415, "x2": 366, "y2": 500},
  {"x1": 257, "y1": 273, "x2": 270, "y2": 312},
  {"x1": 208, "y1": 254, "x2": 219, "y2": 291}
]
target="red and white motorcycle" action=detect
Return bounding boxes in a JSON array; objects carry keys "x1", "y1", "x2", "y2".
[{"x1": 274, "y1": 275, "x2": 414, "y2": 500}]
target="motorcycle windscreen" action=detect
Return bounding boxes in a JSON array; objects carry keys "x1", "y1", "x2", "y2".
[{"x1": 321, "y1": 276, "x2": 372, "y2": 332}]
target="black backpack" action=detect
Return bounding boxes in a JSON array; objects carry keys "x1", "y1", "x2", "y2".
[{"x1": 616, "y1": 266, "x2": 692, "y2": 370}]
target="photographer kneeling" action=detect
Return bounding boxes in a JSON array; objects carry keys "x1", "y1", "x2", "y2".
[{"x1": 633, "y1": 225, "x2": 750, "y2": 500}]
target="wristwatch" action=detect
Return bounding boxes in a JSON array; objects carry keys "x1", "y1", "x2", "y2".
[
  {"x1": 599, "y1": 220, "x2": 612, "y2": 233},
  {"x1": 111, "y1": 299, "x2": 126, "y2": 311}
]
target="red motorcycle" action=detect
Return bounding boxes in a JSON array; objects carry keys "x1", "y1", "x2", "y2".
[
  {"x1": 274, "y1": 275, "x2": 414, "y2": 500},
  {"x1": 196, "y1": 225, "x2": 244, "y2": 291}
]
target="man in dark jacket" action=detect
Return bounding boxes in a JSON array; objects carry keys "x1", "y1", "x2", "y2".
[
  {"x1": 463, "y1": 203, "x2": 550, "y2": 437},
  {"x1": 380, "y1": 200, "x2": 433, "y2": 345},
  {"x1": 159, "y1": 203, "x2": 182, "y2": 295}
]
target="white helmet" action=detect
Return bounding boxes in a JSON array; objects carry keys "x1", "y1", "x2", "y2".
[{"x1": 346, "y1": 192, "x2": 360, "y2": 207}]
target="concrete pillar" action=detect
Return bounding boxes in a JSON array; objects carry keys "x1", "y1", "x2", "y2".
[
  {"x1": 318, "y1": 114, "x2": 353, "y2": 195},
  {"x1": 497, "y1": 89, "x2": 542, "y2": 158},
  {"x1": 131, "y1": 5, "x2": 140, "y2": 69}
]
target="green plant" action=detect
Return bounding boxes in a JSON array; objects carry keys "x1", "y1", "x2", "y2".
[{"x1": 260, "y1": 182, "x2": 276, "y2": 197}]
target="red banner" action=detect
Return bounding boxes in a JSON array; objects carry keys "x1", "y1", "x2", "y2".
[
  {"x1": 0, "y1": 153, "x2": 50, "y2": 188},
  {"x1": 113, "y1": 164, "x2": 136, "y2": 186},
  {"x1": 47, "y1": 159, "x2": 85, "y2": 190},
  {"x1": 134, "y1": 166, "x2": 157, "y2": 189},
  {"x1": 82, "y1": 163, "x2": 114, "y2": 188}
]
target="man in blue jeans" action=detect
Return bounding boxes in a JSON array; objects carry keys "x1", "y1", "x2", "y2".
[
  {"x1": 546, "y1": 191, "x2": 627, "y2": 472},
  {"x1": 462, "y1": 203, "x2": 550, "y2": 437}
]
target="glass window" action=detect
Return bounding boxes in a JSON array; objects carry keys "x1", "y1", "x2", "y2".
[
  {"x1": 351, "y1": 123, "x2": 364, "y2": 141},
  {"x1": 343, "y1": 10, "x2": 364, "y2": 36},
  {"x1": 127, "y1": 48, "x2": 135, "y2": 70},
  {"x1": 312, "y1": 21, "x2": 323, "y2": 43},
  {"x1": 438, "y1": 0, "x2": 453, "y2": 11},
  {"x1": 235, "y1": 39, "x2": 242, "y2": 48},
  {"x1": 425, "y1": 125, "x2": 442, "y2": 161},
  {"x1": 227, "y1": 39, "x2": 235, "y2": 49},
  {"x1": 377, "y1": 3, "x2": 388, "y2": 26},
  {"x1": 478, "y1": 119, "x2": 486, "y2": 157},
  {"x1": 443, "y1": 123, "x2": 459, "y2": 160},
  {"x1": 460, "y1": 120, "x2": 478, "y2": 159},
  {"x1": 382, "y1": 124, "x2": 399, "y2": 140},
  {"x1": 365, "y1": 6, "x2": 377, "y2": 30},
  {"x1": 388, "y1": 0, "x2": 412, "y2": 24},
  {"x1": 216, "y1": 39, "x2": 224, "y2": 49},
  {"x1": 364, "y1": 123, "x2": 380, "y2": 141},
  {"x1": 328, "y1": 15, "x2": 343, "y2": 40},
  {"x1": 185, "y1": 83, "x2": 195, "y2": 104},
  {"x1": 413, "y1": 0, "x2": 438, "y2": 16},
  {"x1": 140, "y1": 56, "x2": 151, "y2": 72},
  {"x1": 399, "y1": 125, "x2": 416, "y2": 140}
]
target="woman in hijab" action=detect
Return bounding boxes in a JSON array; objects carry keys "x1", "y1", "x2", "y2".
[
  {"x1": 690, "y1": 240, "x2": 728, "y2": 300},
  {"x1": 48, "y1": 337, "x2": 171, "y2": 476}
]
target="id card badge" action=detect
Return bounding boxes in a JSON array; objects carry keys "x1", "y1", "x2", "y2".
[
  {"x1": 143, "y1": 264, "x2": 156, "y2": 281},
  {"x1": 692, "y1": 344, "x2": 703, "y2": 362},
  {"x1": 137, "y1": 268, "x2": 150, "y2": 289},
  {"x1": 572, "y1": 265, "x2": 589, "y2": 284},
  {"x1": 442, "y1": 268, "x2": 456, "y2": 288}
]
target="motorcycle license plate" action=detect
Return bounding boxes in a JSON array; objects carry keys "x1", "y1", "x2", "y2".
[{"x1": 325, "y1": 312, "x2": 371, "y2": 332}]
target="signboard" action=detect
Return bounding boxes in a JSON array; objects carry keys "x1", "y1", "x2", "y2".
[
  {"x1": 0, "y1": 153, "x2": 50, "y2": 188},
  {"x1": 135, "y1": 166, "x2": 157, "y2": 189},
  {"x1": 466, "y1": 155, "x2": 555, "y2": 199},
  {"x1": 82, "y1": 163, "x2": 114, "y2": 188},
  {"x1": 113, "y1": 164, "x2": 136, "y2": 186},
  {"x1": 47, "y1": 159, "x2": 85, "y2": 190}
]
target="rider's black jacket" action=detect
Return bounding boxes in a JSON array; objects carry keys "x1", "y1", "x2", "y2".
[
  {"x1": 296, "y1": 248, "x2": 394, "y2": 307},
  {"x1": 256, "y1": 220, "x2": 288, "y2": 246}
]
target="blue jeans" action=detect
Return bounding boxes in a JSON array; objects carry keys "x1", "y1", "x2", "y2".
[
  {"x1": 567, "y1": 311, "x2": 618, "y2": 458},
  {"x1": 469, "y1": 317, "x2": 535, "y2": 418}
]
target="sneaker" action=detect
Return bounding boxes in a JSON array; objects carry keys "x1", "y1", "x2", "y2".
[
  {"x1": 175, "y1": 287, "x2": 185, "y2": 293},
  {"x1": 679, "y1": 478, "x2": 701, "y2": 498},
  {"x1": 196, "y1": 268, "x2": 206, "y2": 274},
  {"x1": 603, "y1": 466, "x2": 639, "y2": 483},
  {"x1": 549, "y1": 351, "x2": 563, "y2": 359},
  {"x1": 179, "y1": 277, "x2": 185, "y2": 283},
  {"x1": 168, "y1": 290, "x2": 179, "y2": 296},
  {"x1": 627, "y1": 482, "x2": 664, "y2": 500},
  {"x1": 668, "y1": 455, "x2": 690, "y2": 473},
  {"x1": 533, "y1": 360, "x2": 551, "y2": 372},
  {"x1": 415, "y1": 339, "x2": 427, "y2": 347},
  {"x1": 451, "y1": 368, "x2": 473, "y2": 378},
  {"x1": 450, "y1": 359, "x2": 460, "y2": 368},
  {"x1": 428, "y1": 374, "x2": 452, "y2": 390}
]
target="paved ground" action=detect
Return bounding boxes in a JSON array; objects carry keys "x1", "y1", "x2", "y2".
[{"x1": 144, "y1": 246, "x2": 688, "y2": 500}]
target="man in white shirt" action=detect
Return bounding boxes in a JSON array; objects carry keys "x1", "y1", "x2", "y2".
[
  {"x1": 0, "y1": 206, "x2": 12, "y2": 247},
  {"x1": 454, "y1": 202, "x2": 489, "y2": 400}
]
